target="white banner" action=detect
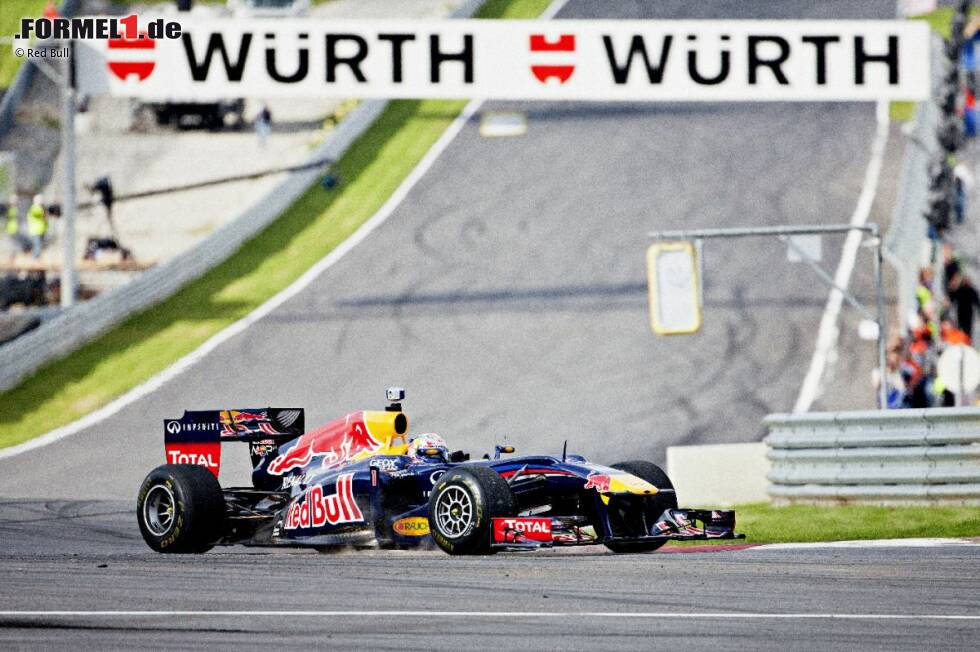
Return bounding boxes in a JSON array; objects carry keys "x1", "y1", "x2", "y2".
[{"x1": 73, "y1": 18, "x2": 931, "y2": 101}]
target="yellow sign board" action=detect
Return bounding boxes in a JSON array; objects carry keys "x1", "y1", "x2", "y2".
[{"x1": 646, "y1": 241, "x2": 702, "y2": 335}]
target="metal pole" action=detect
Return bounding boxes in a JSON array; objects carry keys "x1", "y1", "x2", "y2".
[
  {"x1": 648, "y1": 224, "x2": 875, "y2": 240},
  {"x1": 60, "y1": 41, "x2": 76, "y2": 308},
  {"x1": 695, "y1": 238, "x2": 704, "y2": 308},
  {"x1": 873, "y1": 226, "x2": 887, "y2": 410}
]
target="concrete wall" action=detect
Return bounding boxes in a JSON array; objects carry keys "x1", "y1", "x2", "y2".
[{"x1": 666, "y1": 442, "x2": 771, "y2": 507}]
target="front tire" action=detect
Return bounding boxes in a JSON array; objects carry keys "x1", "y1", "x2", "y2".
[
  {"x1": 603, "y1": 460, "x2": 677, "y2": 553},
  {"x1": 136, "y1": 464, "x2": 226, "y2": 553},
  {"x1": 428, "y1": 466, "x2": 516, "y2": 555}
]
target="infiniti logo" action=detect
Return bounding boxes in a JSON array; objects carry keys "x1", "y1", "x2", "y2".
[{"x1": 165, "y1": 421, "x2": 181, "y2": 435}]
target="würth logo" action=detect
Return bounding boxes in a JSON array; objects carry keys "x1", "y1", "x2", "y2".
[
  {"x1": 529, "y1": 33, "x2": 575, "y2": 84},
  {"x1": 107, "y1": 31, "x2": 156, "y2": 82}
]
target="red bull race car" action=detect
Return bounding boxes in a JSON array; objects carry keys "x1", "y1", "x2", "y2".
[{"x1": 137, "y1": 388, "x2": 742, "y2": 555}]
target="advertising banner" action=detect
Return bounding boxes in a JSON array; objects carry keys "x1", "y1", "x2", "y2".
[{"x1": 69, "y1": 18, "x2": 931, "y2": 101}]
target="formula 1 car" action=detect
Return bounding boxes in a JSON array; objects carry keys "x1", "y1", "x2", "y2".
[{"x1": 137, "y1": 388, "x2": 742, "y2": 555}]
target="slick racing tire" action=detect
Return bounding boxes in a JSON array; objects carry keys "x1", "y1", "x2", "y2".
[
  {"x1": 137, "y1": 464, "x2": 226, "y2": 553},
  {"x1": 603, "y1": 461, "x2": 678, "y2": 554},
  {"x1": 428, "y1": 466, "x2": 516, "y2": 555}
]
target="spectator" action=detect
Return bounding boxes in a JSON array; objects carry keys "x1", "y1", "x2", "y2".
[
  {"x1": 943, "y1": 243, "x2": 961, "y2": 290},
  {"x1": 948, "y1": 271, "x2": 980, "y2": 340},
  {"x1": 916, "y1": 266, "x2": 934, "y2": 310},
  {"x1": 255, "y1": 104, "x2": 272, "y2": 148},
  {"x1": 941, "y1": 318, "x2": 971, "y2": 345},
  {"x1": 26, "y1": 194, "x2": 47, "y2": 260}
]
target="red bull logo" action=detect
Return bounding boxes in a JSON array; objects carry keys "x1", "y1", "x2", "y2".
[
  {"x1": 583, "y1": 474, "x2": 611, "y2": 492},
  {"x1": 231, "y1": 410, "x2": 269, "y2": 422},
  {"x1": 267, "y1": 412, "x2": 381, "y2": 476},
  {"x1": 283, "y1": 473, "x2": 363, "y2": 530},
  {"x1": 220, "y1": 410, "x2": 284, "y2": 437}
]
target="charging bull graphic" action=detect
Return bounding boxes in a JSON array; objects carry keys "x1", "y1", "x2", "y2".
[{"x1": 267, "y1": 412, "x2": 383, "y2": 476}]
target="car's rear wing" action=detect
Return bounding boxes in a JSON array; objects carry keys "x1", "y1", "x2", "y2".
[{"x1": 164, "y1": 408, "x2": 304, "y2": 477}]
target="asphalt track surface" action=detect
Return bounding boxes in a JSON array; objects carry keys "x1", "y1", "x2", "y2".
[
  {"x1": 0, "y1": 502, "x2": 977, "y2": 651},
  {"x1": 5, "y1": 1, "x2": 973, "y2": 650}
]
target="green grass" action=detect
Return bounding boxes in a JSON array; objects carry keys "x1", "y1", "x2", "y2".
[
  {"x1": 666, "y1": 503, "x2": 980, "y2": 547},
  {"x1": 0, "y1": 0, "x2": 551, "y2": 449},
  {"x1": 889, "y1": 100, "x2": 917, "y2": 122},
  {"x1": 475, "y1": 0, "x2": 551, "y2": 19},
  {"x1": 0, "y1": 0, "x2": 47, "y2": 89},
  {"x1": 911, "y1": 5, "x2": 980, "y2": 39}
]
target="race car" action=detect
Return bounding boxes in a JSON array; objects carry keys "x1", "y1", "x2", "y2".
[{"x1": 137, "y1": 388, "x2": 742, "y2": 555}]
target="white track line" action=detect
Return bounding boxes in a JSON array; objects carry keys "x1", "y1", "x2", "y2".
[
  {"x1": 0, "y1": 98, "x2": 483, "y2": 463},
  {"x1": 794, "y1": 100, "x2": 890, "y2": 413},
  {"x1": 752, "y1": 537, "x2": 980, "y2": 550},
  {"x1": 0, "y1": 611, "x2": 977, "y2": 621}
]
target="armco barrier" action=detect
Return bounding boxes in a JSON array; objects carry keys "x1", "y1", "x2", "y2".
[
  {"x1": 764, "y1": 408, "x2": 980, "y2": 504},
  {"x1": 0, "y1": 0, "x2": 486, "y2": 392}
]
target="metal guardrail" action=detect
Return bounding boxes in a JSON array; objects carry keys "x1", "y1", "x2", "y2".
[
  {"x1": 764, "y1": 408, "x2": 980, "y2": 504},
  {"x1": 0, "y1": 0, "x2": 487, "y2": 392}
]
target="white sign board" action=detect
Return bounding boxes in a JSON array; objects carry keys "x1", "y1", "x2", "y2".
[
  {"x1": 72, "y1": 18, "x2": 931, "y2": 101},
  {"x1": 900, "y1": 0, "x2": 937, "y2": 18},
  {"x1": 647, "y1": 241, "x2": 702, "y2": 335},
  {"x1": 786, "y1": 234, "x2": 822, "y2": 263},
  {"x1": 937, "y1": 344, "x2": 980, "y2": 394}
]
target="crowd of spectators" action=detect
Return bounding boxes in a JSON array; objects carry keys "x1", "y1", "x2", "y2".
[{"x1": 877, "y1": 244, "x2": 979, "y2": 408}]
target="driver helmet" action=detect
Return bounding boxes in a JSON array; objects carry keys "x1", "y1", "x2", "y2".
[{"x1": 407, "y1": 433, "x2": 449, "y2": 462}]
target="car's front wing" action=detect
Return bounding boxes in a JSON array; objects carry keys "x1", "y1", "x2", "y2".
[{"x1": 490, "y1": 509, "x2": 744, "y2": 551}]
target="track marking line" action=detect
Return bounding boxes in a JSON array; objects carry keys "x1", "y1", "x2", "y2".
[
  {"x1": 794, "y1": 100, "x2": 890, "y2": 413},
  {"x1": 0, "y1": 611, "x2": 977, "y2": 621},
  {"x1": 751, "y1": 537, "x2": 980, "y2": 550}
]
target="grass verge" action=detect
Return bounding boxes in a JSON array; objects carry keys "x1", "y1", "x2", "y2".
[
  {"x1": 666, "y1": 502, "x2": 980, "y2": 547},
  {"x1": 0, "y1": 0, "x2": 553, "y2": 449},
  {"x1": 0, "y1": 0, "x2": 47, "y2": 89}
]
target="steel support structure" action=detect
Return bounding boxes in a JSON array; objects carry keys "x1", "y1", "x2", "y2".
[{"x1": 648, "y1": 224, "x2": 887, "y2": 411}]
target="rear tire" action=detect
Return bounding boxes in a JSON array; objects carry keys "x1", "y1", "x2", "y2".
[
  {"x1": 136, "y1": 464, "x2": 226, "y2": 553},
  {"x1": 603, "y1": 460, "x2": 677, "y2": 554},
  {"x1": 428, "y1": 466, "x2": 515, "y2": 555}
]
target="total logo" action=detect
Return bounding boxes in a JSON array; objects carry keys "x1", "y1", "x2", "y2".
[
  {"x1": 283, "y1": 473, "x2": 363, "y2": 530},
  {"x1": 164, "y1": 443, "x2": 221, "y2": 477},
  {"x1": 492, "y1": 517, "x2": 552, "y2": 543},
  {"x1": 167, "y1": 450, "x2": 218, "y2": 467}
]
